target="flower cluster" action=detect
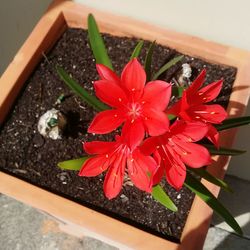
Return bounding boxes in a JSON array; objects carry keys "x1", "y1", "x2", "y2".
[{"x1": 79, "y1": 58, "x2": 227, "y2": 199}]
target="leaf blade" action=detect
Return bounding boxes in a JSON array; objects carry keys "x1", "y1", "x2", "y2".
[
  {"x1": 58, "y1": 157, "x2": 89, "y2": 170},
  {"x1": 56, "y1": 66, "x2": 109, "y2": 111},
  {"x1": 188, "y1": 168, "x2": 233, "y2": 193},
  {"x1": 88, "y1": 14, "x2": 113, "y2": 70},
  {"x1": 152, "y1": 55, "x2": 184, "y2": 80},
  {"x1": 203, "y1": 144, "x2": 246, "y2": 156},
  {"x1": 144, "y1": 40, "x2": 155, "y2": 81},
  {"x1": 152, "y1": 185, "x2": 178, "y2": 212},
  {"x1": 184, "y1": 173, "x2": 242, "y2": 235},
  {"x1": 216, "y1": 116, "x2": 250, "y2": 131},
  {"x1": 130, "y1": 40, "x2": 144, "y2": 60},
  {"x1": 172, "y1": 86, "x2": 185, "y2": 98}
]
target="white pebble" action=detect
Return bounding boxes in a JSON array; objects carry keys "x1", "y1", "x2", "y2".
[
  {"x1": 182, "y1": 63, "x2": 192, "y2": 78},
  {"x1": 37, "y1": 108, "x2": 66, "y2": 140}
]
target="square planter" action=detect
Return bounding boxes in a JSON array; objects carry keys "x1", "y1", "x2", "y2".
[{"x1": 0, "y1": 0, "x2": 250, "y2": 249}]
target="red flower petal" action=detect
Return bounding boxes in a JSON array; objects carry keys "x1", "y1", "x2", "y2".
[
  {"x1": 83, "y1": 141, "x2": 117, "y2": 155},
  {"x1": 189, "y1": 104, "x2": 227, "y2": 124},
  {"x1": 94, "y1": 80, "x2": 128, "y2": 108},
  {"x1": 122, "y1": 121, "x2": 145, "y2": 150},
  {"x1": 166, "y1": 162, "x2": 186, "y2": 190},
  {"x1": 168, "y1": 91, "x2": 189, "y2": 117},
  {"x1": 153, "y1": 151, "x2": 161, "y2": 165},
  {"x1": 170, "y1": 120, "x2": 208, "y2": 142},
  {"x1": 96, "y1": 64, "x2": 120, "y2": 84},
  {"x1": 121, "y1": 58, "x2": 146, "y2": 98},
  {"x1": 143, "y1": 109, "x2": 169, "y2": 136},
  {"x1": 142, "y1": 80, "x2": 171, "y2": 110},
  {"x1": 163, "y1": 148, "x2": 187, "y2": 190},
  {"x1": 103, "y1": 154, "x2": 126, "y2": 199},
  {"x1": 79, "y1": 156, "x2": 109, "y2": 177},
  {"x1": 196, "y1": 80, "x2": 223, "y2": 103},
  {"x1": 173, "y1": 138, "x2": 212, "y2": 168},
  {"x1": 127, "y1": 150, "x2": 156, "y2": 192},
  {"x1": 88, "y1": 110, "x2": 125, "y2": 134},
  {"x1": 166, "y1": 102, "x2": 180, "y2": 116},
  {"x1": 206, "y1": 124, "x2": 219, "y2": 148},
  {"x1": 186, "y1": 69, "x2": 206, "y2": 97},
  {"x1": 140, "y1": 137, "x2": 158, "y2": 155},
  {"x1": 152, "y1": 163, "x2": 164, "y2": 186}
]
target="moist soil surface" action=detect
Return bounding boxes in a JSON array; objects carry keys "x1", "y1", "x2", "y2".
[{"x1": 0, "y1": 28, "x2": 237, "y2": 242}]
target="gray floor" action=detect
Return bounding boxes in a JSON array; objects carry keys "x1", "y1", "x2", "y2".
[
  {"x1": 0, "y1": 175, "x2": 250, "y2": 250},
  {"x1": 0, "y1": 194, "x2": 117, "y2": 250}
]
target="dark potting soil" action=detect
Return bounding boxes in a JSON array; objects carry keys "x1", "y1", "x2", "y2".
[{"x1": 0, "y1": 28, "x2": 237, "y2": 242}]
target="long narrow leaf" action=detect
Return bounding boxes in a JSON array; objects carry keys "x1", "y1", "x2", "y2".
[
  {"x1": 57, "y1": 66, "x2": 109, "y2": 111},
  {"x1": 144, "y1": 40, "x2": 155, "y2": 81},
  {"x1": 203, "y1": 144, "x2": 246, "y2": 156},
  {"x1": 184, "y1": 173, "x2": 242, "y2": 235},
  {"x1": 88, "y1": 14, "x2": 113, "y2": 70},
  {"x1": 152, "y1": 185, "x2": 177, "y2": 212},
  {"x1": 130, "y1": 40, "x2": 144, "y2": 60},
  {"x1": 168, "y1": 114, "x2": 176, "y2": 120},
  {"x1": 172, "y1": 86, "x2": 184, "y2": 98},
  {"x1": 216, "y1": 116, "x2": 250, "y2": 131},
  {"x1": 58, "y1": 157, "x2": 89, "y2": 170},
  {"x1": 152, "y1": 55, "x2": 184, "y2": 80},
  {"x1": 188, "y1": 168, "x2": 233, "y2": 193}
]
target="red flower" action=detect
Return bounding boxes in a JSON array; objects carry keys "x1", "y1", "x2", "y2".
[
  {"x1": 79, "y1": 133, "x2": 157, "y2": 199},
  {"x1": 88, "y1": 58, "x2": 171, "y2": 144},
  {"x1": 140, "y1": 120, "x2": 212, "y2": 190},
  {"x1": 169, "y1": 69, "x2": 227, "y2": 123},
  {"x1": 168, "y1": 69, "x2": 227, "y2": 146}
]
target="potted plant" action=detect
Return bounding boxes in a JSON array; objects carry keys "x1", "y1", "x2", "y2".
[{"x1": 0, "y1": 1, "x2": 250, "y2": 249}]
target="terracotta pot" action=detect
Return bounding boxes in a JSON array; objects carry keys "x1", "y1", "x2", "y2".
[{"x1": 0, "y1": 1, "x2": 250, "y2": 249}]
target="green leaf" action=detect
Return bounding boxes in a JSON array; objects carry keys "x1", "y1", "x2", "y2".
[
  {"x1": 188, "y1": 168, "x2": 233, "y2": 193},
  {"x1": 184, "y1": 173, "x2": 242, "y2": 235},
  {"x1": 177, "y1": 86, "x2": 184, "y2": 97},
  {"x1": 172, "y1": 86, "x2": 184, "y2": 98},
  {"x1": 152, "y1": 185, "x2": 178, "y2": 212},
  {"x1": 167, "y1": 114, "x2": 176, "y2": 120},
  {"x1": 144, "y1": 40, "x2": 155, "y2": 81},
  {"x1": 58, "y1": 157, "x2": 89, "y2": 170},
  {"x1": 216, "y1": 116, "x2": 250, "y2": 131},
  {"x1": 152, "y1": 55, "x2": 184, "y2": 80},
  {"x1": 88, "y1": 14, "x2": 113, "y2": 70},
  {"x1": 130, "y1": 40, "x2": 144, "y2": 60},
  {"x1": 57, "y1": 66, "x2": 109, "y2": 111},
  {"x1": 203, "y1": 144, "x2": 246, "y2": 156}
]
